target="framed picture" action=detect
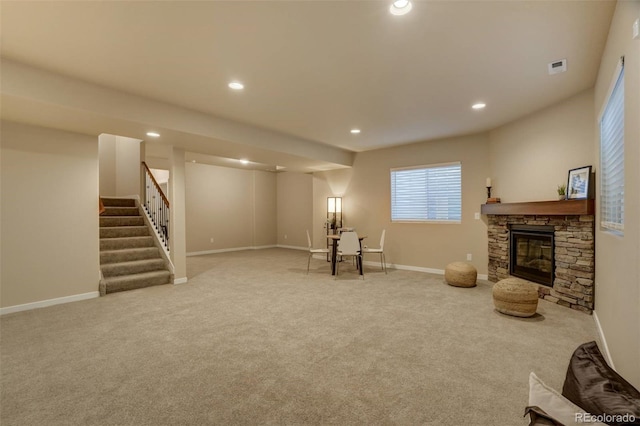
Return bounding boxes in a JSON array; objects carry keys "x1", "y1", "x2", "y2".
[{"x1": 567, "y1": 166, "x2": 592, "y2": 200}]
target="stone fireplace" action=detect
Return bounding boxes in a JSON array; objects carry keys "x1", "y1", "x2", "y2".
[{"x1": 482, "y1": 200, "x2": 595, "y2": 313}]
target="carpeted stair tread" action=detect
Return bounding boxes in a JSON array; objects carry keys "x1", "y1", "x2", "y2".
[
  {"x1": 100, "y1": 216, "x2": 145, "y2": 227},
  {"x1": 100, "y1": 247, "x2": 160, "y2": 264},
  {"x1": 103, "y1": 270, "x2": 171, "y2": 294},
  {"x1": 101, "y1": 258, "x2": 168, "y2": 277},
  {"x1": 101, "y1": 207, "x2": 141, "y2": 217},
  {"x1": 100, "y1": 226, "x2": 149, "y2": 238},
  {"x1": 100, "y1": 198, "x2": 136, "y2": 207},
  {"x1": 100, "y1": 236, "x2": 155, "y2": 250},
  {"x1": 99, "y1": 197, "x2": 171, "y2": 295}
]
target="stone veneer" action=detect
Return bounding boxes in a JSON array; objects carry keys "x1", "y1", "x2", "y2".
[{"x1": 488, "y1": 214, "x2": 595, "y2": 313}]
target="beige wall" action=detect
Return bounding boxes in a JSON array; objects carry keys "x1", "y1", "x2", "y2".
[
  {"x1": 593, "y1": 0, "x2": 640, "y2": 388},
  {"x1": 98, "y1": 133, "x2": 141, "y2": 197},
  {"x1": 489, "y1": 89, "x2": 595, "y2": 202},
  {"x1": 276, "y1": 172, "x2": 313, "y2": 248},
  {"x1": 1, "y1": 121, "x2": 100, "y2": 308},
  {"x1": 254, "y1": 171, "x2": 277, "y2": 247},
  {"x1": 185, "y1": 162, "x2": 277, "y2": 253},
  {"x1": 170, "y1": 148, "x2": 187, "y2": 281},
  {"x1": 313, "y1": 134, "x2": 491, "y2": 274},
  {"x1": 98, "y1": 134, "x2": 116, "y2": 195},
  {"x1": 115, "y1": 136, "x2": 141, "y2": 197}
]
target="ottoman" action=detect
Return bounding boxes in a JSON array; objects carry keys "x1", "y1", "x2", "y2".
[
  {"x1": 444, "y1": 262, "x2": 477, "y2": 288},
  {"x1": 493, "y1": 277, "x2": 539, "y2": 317}
]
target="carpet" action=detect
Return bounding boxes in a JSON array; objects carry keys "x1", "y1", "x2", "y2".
[{"x1": 0, "y1": 248, "x2": 598, "y2": 425}]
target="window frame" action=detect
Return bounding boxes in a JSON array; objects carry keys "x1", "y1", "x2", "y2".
[
  {"x1": 390, "y1": 161, "x2": 462, "y2": 224},
  {"x1": 598, "y1": 57, "x2": 625, "y2": 235}
]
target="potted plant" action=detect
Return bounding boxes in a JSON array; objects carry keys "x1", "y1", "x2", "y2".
[{"x1": 557, "y1": 184, "x2": 566, "y2": 200}]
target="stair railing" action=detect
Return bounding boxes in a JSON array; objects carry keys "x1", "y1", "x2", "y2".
[{"x1": 142, "y1": 162, "x2": 170, "y2": 251}]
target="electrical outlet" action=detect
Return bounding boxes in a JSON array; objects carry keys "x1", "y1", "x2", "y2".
[
  {"x1": 467, "y1": 253, "x2": 472, "y2": 261},
  {"x1": 474, "y1": 212, "x2": 480, "y2": 220},
  {"x1": 633, "y1": 18, "x2": 639, "y2": 40},
  {"x1": 284, "y1": 234, "x2": 287, "y2": 239},
  {"x1": 210, "y1": 237, "x2": 214, "y2": 243}
]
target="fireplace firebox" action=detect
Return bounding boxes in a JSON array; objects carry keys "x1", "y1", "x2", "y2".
[{"x1": 509, "y1": 225, "x2": 555, "y2": 287}]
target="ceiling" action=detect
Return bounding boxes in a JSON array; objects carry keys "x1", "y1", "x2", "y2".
[{"x1": 0, "y1": 1, "x2": 616, "y2": 171}]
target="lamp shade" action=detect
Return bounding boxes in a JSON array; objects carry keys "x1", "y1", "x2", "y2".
[{"x1": 328, "y1": 197, "x2": 342, "y2": 213}]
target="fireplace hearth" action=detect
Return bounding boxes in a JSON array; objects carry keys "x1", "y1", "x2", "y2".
[{"x1": 510, "y1": 225, "x2": 555, "y2": 287}]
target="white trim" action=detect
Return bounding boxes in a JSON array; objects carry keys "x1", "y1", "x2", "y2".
[
  {"x1": 186, "y1": 248, "x2": 492, "y2": 280},
  {"x1": 276, "y1": 244, "x2": 308, "y2": 251},
  {"x1": 592, "y1": 310, "x2": 616, "y2": 370},
  {"x1": 173, "y1": 277, "x2": 188, "y2": 285},
  {"x1": 390, "y1": 161, "x2": 461, "y2": 173},
  {"x1": 0, "y1": 292, "x2": 100, "y2": 316},
  {"x1": 187, "y1": 247, "x2": 254, "y2": 256},
  {"x1": 186, "y1": 246, "x2": 274, "y2": 257},
  {"x1": 597, "y1": 57, "x2": 624, "y2": 121}
]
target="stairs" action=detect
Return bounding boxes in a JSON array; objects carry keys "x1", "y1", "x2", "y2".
[{"x1": 99, "y1": 198, "x2": 172, "y2": 295}]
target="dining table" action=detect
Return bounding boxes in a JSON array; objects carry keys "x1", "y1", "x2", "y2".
[{"x1": 327, "y1": 234, "x2": 367, "y2": 276}]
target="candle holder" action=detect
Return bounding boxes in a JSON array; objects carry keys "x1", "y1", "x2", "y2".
[{"x1": 486, "y1": 186, "x2": 492, "y2": 200}]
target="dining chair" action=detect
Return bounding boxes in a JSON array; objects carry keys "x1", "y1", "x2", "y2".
[
  {"x1": 362, "y1": 229, "x2": 386, "y2": 273},
  {"x1": 306, "y1": 230, "x2": 330, "y2": 274},
  {"x1": 335, "y1": 231, "x2": 363, "y2": 279}
]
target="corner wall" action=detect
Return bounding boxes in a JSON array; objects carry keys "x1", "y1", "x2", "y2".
[
  {"x1": 185, "y1": 162, "x2": 277, "y2": 254},
  {"x1": 98, "y1": 134, "x2": 141, "y2": 197},
  {"x1": 592, "y1": 0, "x2": 640, "y2": 388},
  {"x1": 489, "y1": 89, "x2": 595, "y2": 202},
  {"x1": 1, "y1": 121, "x2": 100, "y2": 309},
  {"x1": 276, "y1": 172, "x2": 313, "y2": 248},
  {"x1": 313, "y1": 134, "x2": 491, "y2": 274}
]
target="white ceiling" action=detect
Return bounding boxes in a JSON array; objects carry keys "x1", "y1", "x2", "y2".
[{"x1": 0, "y1": 1, "x2": 615, "y2": 171}]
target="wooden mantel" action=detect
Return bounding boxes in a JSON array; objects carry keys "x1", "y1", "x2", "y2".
[{"x1": 481, "y1": 199, "x2": 595, "y2": 216}]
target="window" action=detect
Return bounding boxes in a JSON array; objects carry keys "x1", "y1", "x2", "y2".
[
  {"x1": 600, "y1": 59, "x2": 624, "y2": 233},
  {"x1": 390, "y1": 162, "x2": 461, "y2": 223}
]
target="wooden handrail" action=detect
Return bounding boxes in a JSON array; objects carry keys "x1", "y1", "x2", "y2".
[{"x1": 142, "y1": 162, "x2": 170, "y2": 207}]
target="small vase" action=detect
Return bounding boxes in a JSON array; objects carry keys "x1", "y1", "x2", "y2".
[{"x1": 558, "y1": 194, "x2": 566, "y2": 200}]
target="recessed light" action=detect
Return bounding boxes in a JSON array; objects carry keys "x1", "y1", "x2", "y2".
[
  {"x1": 239, "y1": 159, "x2": 249, "y2": 165},
  {"x1": 228, "y1": 81, "x2": 244, "y2": 90},
  {"x1": 472, "y1": 103, "x2": 486, "y2": 110},
  {"x1": 146, "y1": 132, "x2": 160, "y2": 137},
  {"x1": 350, "y1": 129, "x2": 361, "y2": 134},
  {"x1": 390, "y1": 0, "x2": 412, "y2": 16}
]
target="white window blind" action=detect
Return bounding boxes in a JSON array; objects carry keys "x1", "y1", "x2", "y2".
[
  {"x1": 600, "y1": 61, "x2": 624, "y2": 233},
  {"x1": 390, "y1": 162, "x2": 461, "y2": 222}
]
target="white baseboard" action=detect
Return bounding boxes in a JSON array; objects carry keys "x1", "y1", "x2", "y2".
[
  {"x1": 0, "y1": 291, "x2": 100, "y2": 316},
  {"x1": 312, "y1": 256, "x2": 489, "y2": 280},
  {"x1": 277, "y1": 244, "x2": 308, "y2": 251},
  {"x1": 187, "y1": 245, "x2": 281, "y2": 257},
  {"x1": 187, "y1": 247, "x2": 254, "y2": 256},
  {"x1": 592, "y1": 310, "x2": 615, "y2": 369},
  {"x1": 173, "y1": 277, "x2": 188, "y2": 285}
]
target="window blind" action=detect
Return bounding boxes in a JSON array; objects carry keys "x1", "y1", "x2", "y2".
[
  {"x1": 390, "y1": 162, "x2": 461, "y2": 222},
  {"x1": 600, "y1": 63, "x2": 624, "y2": 232}
]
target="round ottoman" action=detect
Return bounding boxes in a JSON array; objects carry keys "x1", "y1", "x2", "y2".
[
  {"x1": 493, "y1": 277, "x2": 539, "y2": 317},
  {"x1": 444, "y1": 262, "x2": 477, "y2": 287}
]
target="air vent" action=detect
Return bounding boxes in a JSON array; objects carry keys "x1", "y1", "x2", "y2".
[{"x1": 548, "y1": 59, "x2": 567, "y2": 75}]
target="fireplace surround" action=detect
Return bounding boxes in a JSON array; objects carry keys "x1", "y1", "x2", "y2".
[
  {"x1": 483, "y1": 200, "x2": 595, "y2": 313},
  {"x1": 510, "y1": 224, "x2": 555, "y2": 287}
]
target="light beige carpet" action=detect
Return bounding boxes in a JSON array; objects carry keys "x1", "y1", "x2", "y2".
[{"x1": 1, "y1": 248, "x2": 598, "y2": 425}]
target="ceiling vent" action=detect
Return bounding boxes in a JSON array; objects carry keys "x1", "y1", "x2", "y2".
[{"x1": 548, "y1": 59, "x2": 567, "y2": 75}]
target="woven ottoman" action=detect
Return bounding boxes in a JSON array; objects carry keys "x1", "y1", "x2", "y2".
[
  {"x1": 444, "y1": 262, "x2": 477, "y2": 288},
  {"x1": 493, "y1": 277, "x2": 539, "y2": 317}
]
